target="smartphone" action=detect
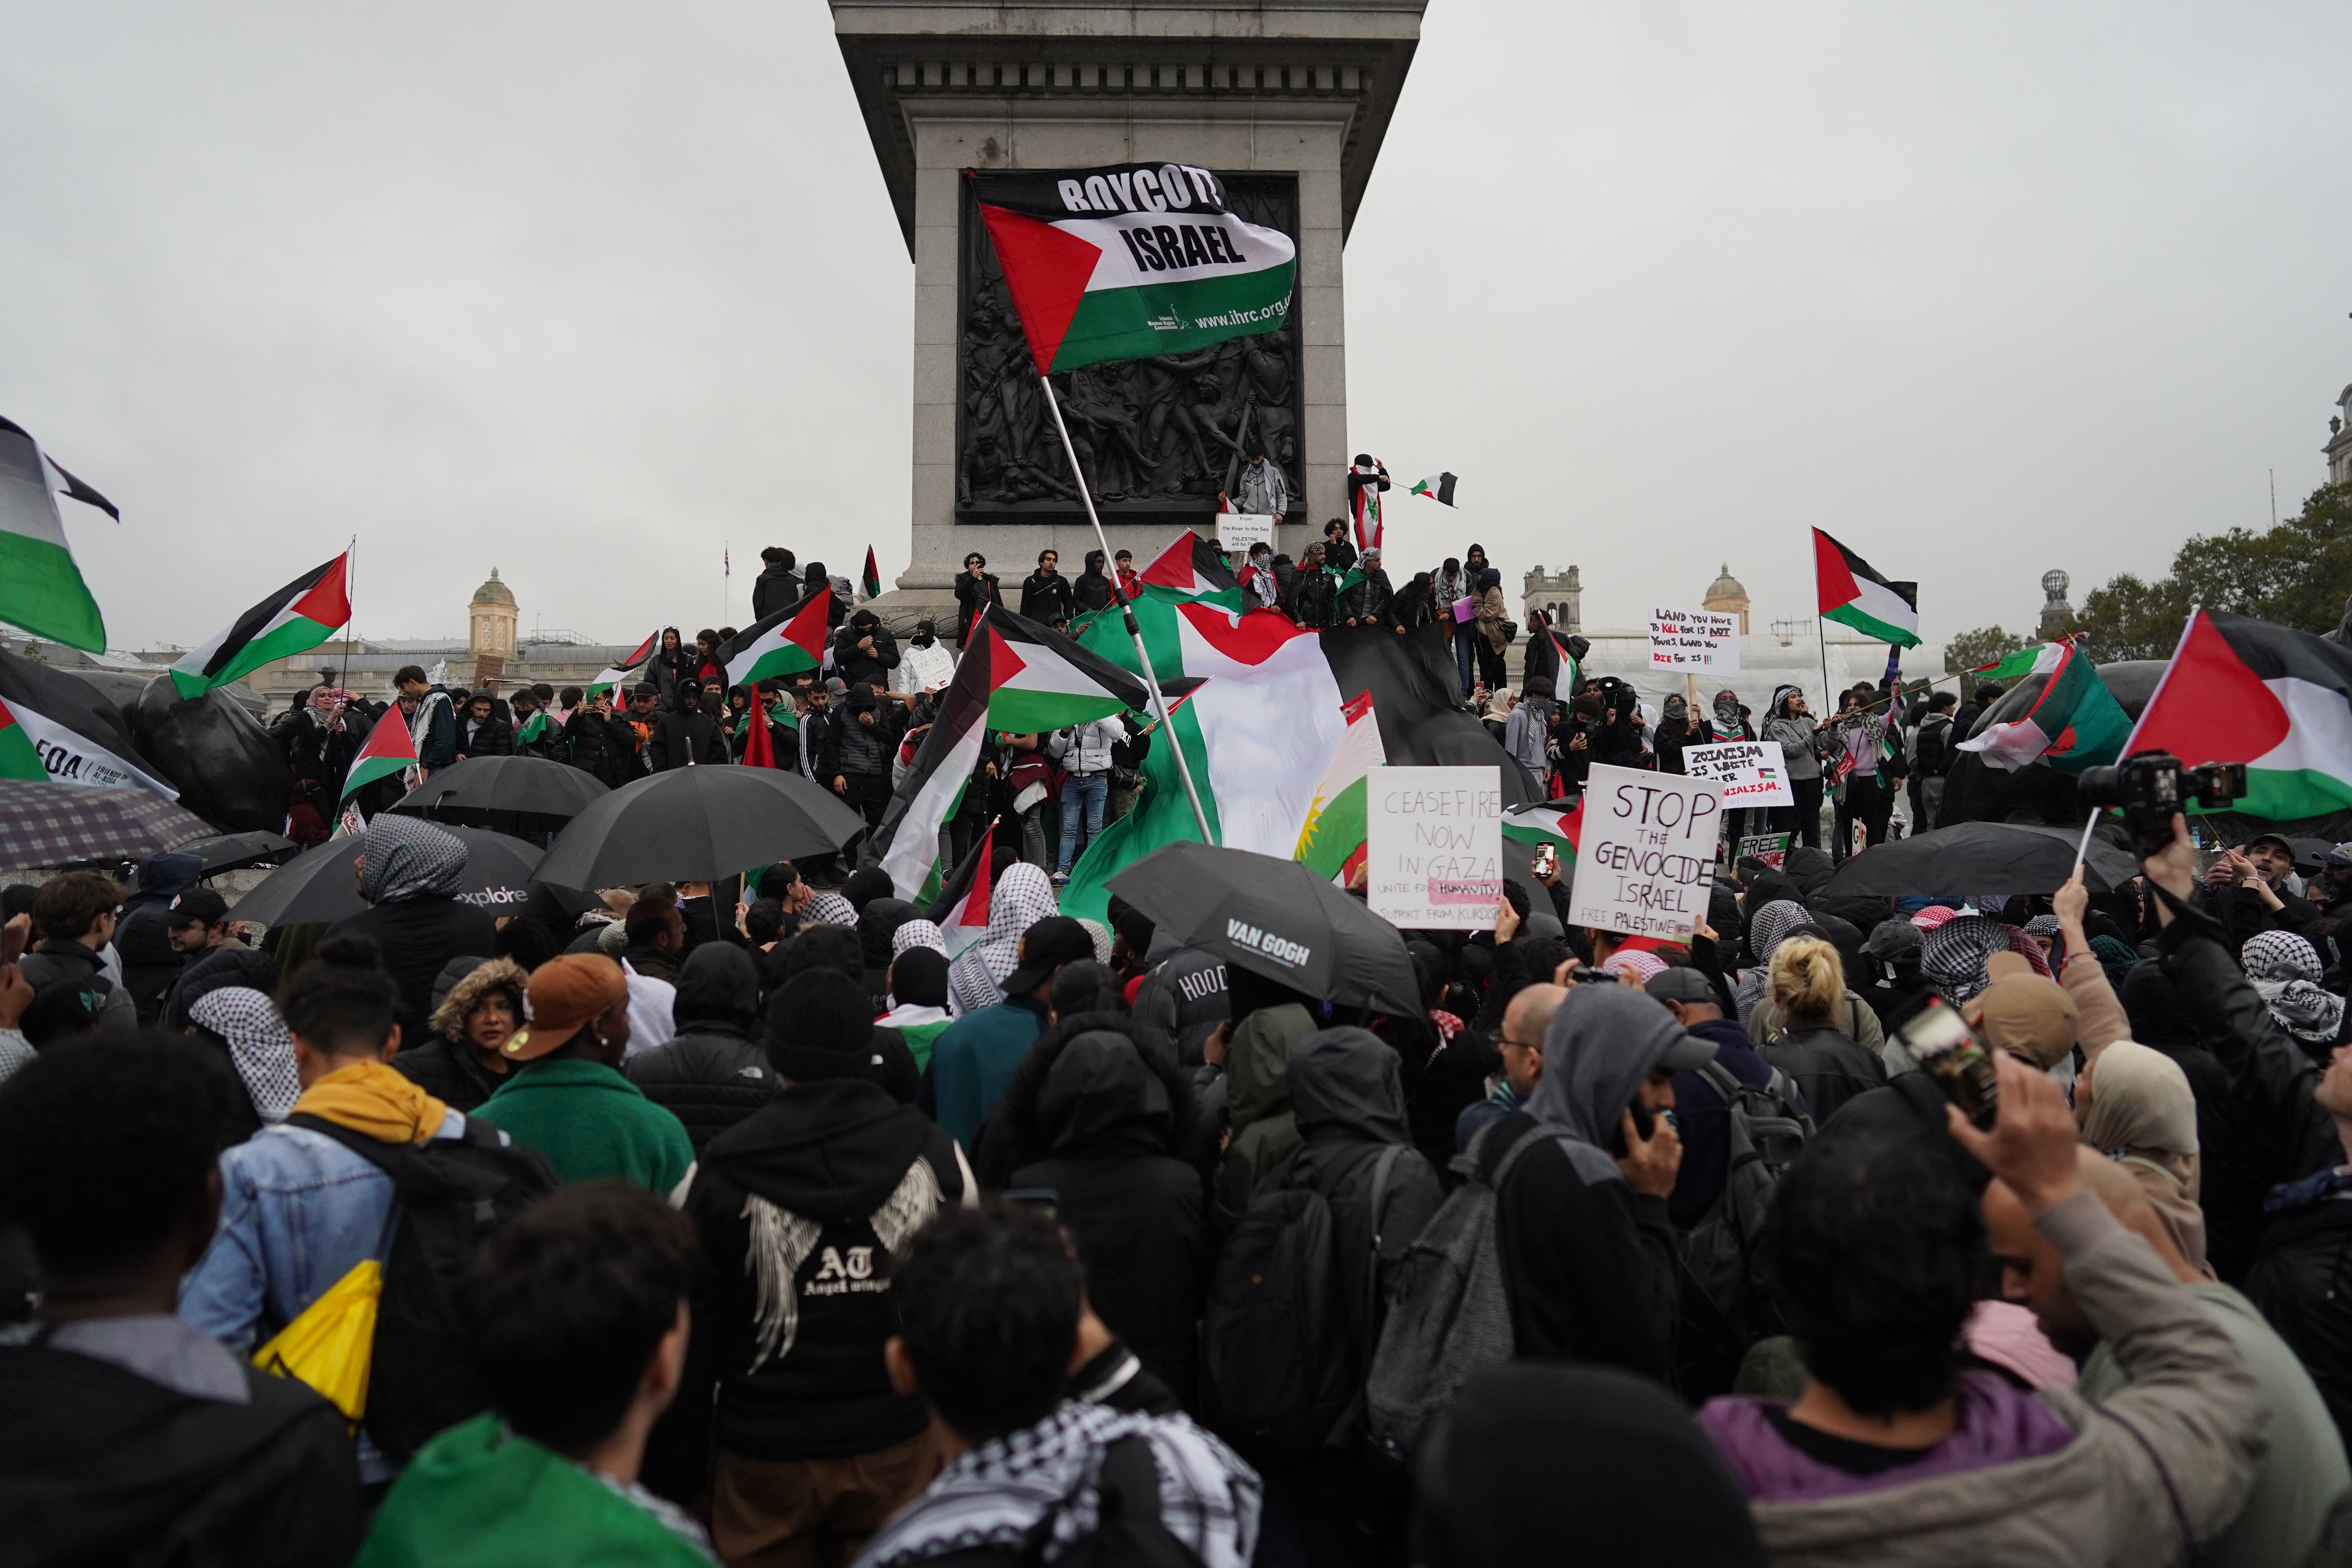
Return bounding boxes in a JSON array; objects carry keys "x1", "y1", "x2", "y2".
[
  {"x1": 1899, "y1": 998, "x2": 1999, "y2": 1130},
  {"x1": 1531, "y1": 842, "x2": 1559, "y2": 880}
]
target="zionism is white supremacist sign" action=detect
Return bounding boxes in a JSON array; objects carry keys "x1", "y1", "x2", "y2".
[
  {"x1": 1648, "y1": 606, "x2": 1742, "y2": 673},
  {"x1": 1681, "y1": 740, "x2": 1794, "y2": 809},
  {"x1": 1567, "y1": 764, "x2": 1726, "y2": 938},
  {"x1": 1366, "y1": 765, "x2": 1503, "y2": 931}
]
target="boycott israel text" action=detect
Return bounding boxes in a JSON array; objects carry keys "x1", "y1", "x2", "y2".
[{"x1": 1566, "y1": 763, "x2": 1726, "y2": 938}]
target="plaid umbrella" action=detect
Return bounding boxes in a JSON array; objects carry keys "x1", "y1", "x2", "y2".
[{"x1": 0, "y1": 781, "x2": 214, "y2": 868}]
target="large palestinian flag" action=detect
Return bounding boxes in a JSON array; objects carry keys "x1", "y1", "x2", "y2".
[
  {"x1": 720, "y1": 592, "x2": 832, "y2": 690},
  {"x1": 169, "y1": 552, "x2": 352, "y2": 700},
  {"x1": 341, "y1": 706, "x2": 420, "y2": 802},
  {"x1": 1956, "y1": 637, "x2": 2130, "y2": 774},
  {"x1": 1295, "y1": 691, "x2": 1385, "y2": 883},
  {"x1": 0, "y1": 415, "x2": 116, "y2": 652},
  {"x1": 969, "y1": 163, "x2": 1298, "y2": 375},
  {"x1": 0, "y1": 649, "x2": 176, "y2": 797},
  {"x1": 588, "y1": 631, "x2": 660, "y2": 697},
  {"x1": 2126, "y1": 610, "x2": 2352, "y2": 821},
  {"x1": 1813, "y1": 528, "x2": 1920, "y2": 648},
  {"x1": 864, "y1": 608, "x2": 1149, "y2": 902}
]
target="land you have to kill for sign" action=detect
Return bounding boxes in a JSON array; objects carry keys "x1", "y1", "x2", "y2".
[{"x1": 1568, "y1": 764, "x2": 1729, "y2": 939}]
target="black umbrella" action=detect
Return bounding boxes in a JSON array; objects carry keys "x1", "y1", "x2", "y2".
[
  {"x1": 1105, "y1": 842, "x2": 1421, "y2": 1015},
  {"x1": 536, "y1": 766, "x2": 868, "y2": 889},
  {"x1": 1818, "y1": 820, "x2": 2141, "y2": 898},
  {"x1": 0, "y1": 781, "x2": 213, "y2": 867},
  {"x1": 180, "y1": 829, "x2": 299, "y2": 874},
  {"x1": 229, "y1": 824, "x2": 555, "y2": 926},
  {"x1": 389, "y1": 755, "x2": 609, "y2": 819}
]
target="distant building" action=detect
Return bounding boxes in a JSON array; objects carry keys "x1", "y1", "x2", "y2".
[
  {"x1": 466, "y1": 569, "x2": 520, "y2": 690},
  {"x1": 2328, "y1": 383, "x2": 2352, "y2": 488},
  {"x1": 2038, "y1": 570, "x2": 2074, "y2": 639},
  {"x1": 1701, "y1": 564, "x2": 1751, "y2": 635},
  {"x1": 1522, "y1": 564, "x2": 1582, "y2": 632}
]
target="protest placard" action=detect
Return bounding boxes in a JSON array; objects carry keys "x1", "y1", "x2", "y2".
[
  {"x1": 1682, "y1": 739, "x2": 1794, "y2": 809},
  {"x1": 1366, "y1": 764, "x2": 1503, "y2": 930},
  {"x1": 1566, "y1": 762, "x2": 1726, "y2": 938},
  {"x1": 1216, "y1": 512, "x2": 1276, "y2": 557},
  {"x1": 1648, "y1": 605, "x2": 1742, "y2": 674},
  {"x1": 1737, "y1": 831, "x2": 1793, "y2": 869}
]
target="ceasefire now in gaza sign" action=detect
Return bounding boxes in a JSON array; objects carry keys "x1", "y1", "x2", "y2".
[
  {"x1": 1366, "y1": 765, "x2": 1503, "y2": 930},
  {"x1": 1567, "y1": 763, "x2": 1726, "y2": 938}
]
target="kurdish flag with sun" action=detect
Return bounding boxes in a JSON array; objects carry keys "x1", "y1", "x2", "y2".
[
  {"x1": 1296, "y1": 691, "x2": 1385, "y2": 883},
  {"x1": 719, "y1": 591, "x2": 833, "y2": 690},
  {"x1": 170, "y1": 553, "x2": 352, "y2": 701},
  {"x1": 969, "y1": 163, "x2": 1297, "y2": 376}
]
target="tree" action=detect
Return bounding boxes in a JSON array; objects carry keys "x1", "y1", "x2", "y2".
[
  {"x1": 1944, "y1": 624, "x2": 2026, "y2": 676},
  {"x1": 2075, "y1": 482, "x2": 2352, "y2": 660}
]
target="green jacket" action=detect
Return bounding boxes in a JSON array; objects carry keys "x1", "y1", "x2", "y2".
[
  {"x1": 355, "y1": 1413, "x2": 712, "y2": 1567},
  {"x1": 475, "y1": 1058, "x2": 694, "y2": 1194},
  {"x1": 2079, "y1": 1280, "x2": 2352, "y2": 1568},
  {"x1": 1214, "y1": 1002, "x2": 1318, "y2": 1223}
]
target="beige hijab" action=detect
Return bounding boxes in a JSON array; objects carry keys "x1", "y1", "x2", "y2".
[{"x1": 2080, "y1": 1042, "x2": 2211, "y2": 1278}]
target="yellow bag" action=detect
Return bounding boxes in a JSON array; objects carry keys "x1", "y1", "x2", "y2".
[{"x1": 250, "y1": 1257, "x2": 381, "y2": 1424}]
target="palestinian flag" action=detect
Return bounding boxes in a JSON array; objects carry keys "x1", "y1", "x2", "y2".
[
  {"x1": 720, "y1": 592, "x2": 831, "y2": 690},
  {"x1": 866, "y1": 632, "x2": 994, "y2": 902},
  {"x1": 969, "y1": 163, "x2": 1297, "y2": 375},
  {"x1": 2125, "y1": 610, "x2": 2352, "y2": 821},
  {"x1": 169, "y1": 553, "x2": 352, "y2": 700},
  {"x1": 1502, "y1": 799, "x2": 1583, "y2": 863},
  {"x1": 976, "y1": 606, "x2": 1151, "y2": 733},
  {"x1": 1956, "y1": 638, "x2": 2130, "y2": 774},
  {"x1": 1295, "y1": 691, "x2": 1385, "y2": 883},
  {"x1": 0, "y1": 698, "x2": 40, "y2": 779},
  {"x1": 1813, "y1": 528, "x2": 1920, "y2": 648},
  {"x1": 0, "y1": 650, "x2": 177, "y2": 796},
  {"x1": 341, "y1": 706, "x2": 419, "y2": 802},
  {"x1": 1970, "y1": 644, "x2": 2045, "y2": 681},
  {"x1": 1409, "y1": 472, "x2": 1457, "y2": 507},
  {"x1": 862, "y1": 547, "x2": 882, "y2": 600},
  {"x1": 1137, "y1": 529, "x2": 1240, "y2": 600},
  {"x1": 0, "y1": 415, "x2": 116, "y2": 652},
  {"x1": 588, "y1": 631, "x2": 660, "y2": 697},
  {"x1": 516, "y1": 710, "x2": 552, "y2": 748},
  {"x1": 1348, "y1": 463, "x2": 1386, "y2": 550},
  {"x1": 924, "y1": 824, "x2": 997, "y2": 960}
]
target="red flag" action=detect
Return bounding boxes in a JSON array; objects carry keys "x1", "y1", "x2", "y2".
[{"x1": 741, "y1": 704, "x2": 777, "y2": 769}]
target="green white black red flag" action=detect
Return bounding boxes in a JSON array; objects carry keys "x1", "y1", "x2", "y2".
[
  {"x1": 169, "y1": 552, "x2": 352, "y2": 700},
  {"x1": 968, "y1": 163, "x2": 1297, "y2": 376}
]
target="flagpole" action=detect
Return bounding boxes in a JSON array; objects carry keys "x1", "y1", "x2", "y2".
[
  {"x1": 1037, "y1": 373, "x2": 1215, "y2": 844},
  {"x1": 338, "y1": 535, "x2": 357, "y2": 693}
]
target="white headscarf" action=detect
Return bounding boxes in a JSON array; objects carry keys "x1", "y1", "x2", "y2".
[
  {"x1": 947, "y1": 863, "x2": 1058, "y2": 1016},
  {"x1": 191, "y1": 987, "x2": 301, "y2": 1122}
]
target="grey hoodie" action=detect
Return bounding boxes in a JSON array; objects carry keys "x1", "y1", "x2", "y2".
[{"x1": 1523, "y1": 984, "x2": 1699, "y2": 1185}]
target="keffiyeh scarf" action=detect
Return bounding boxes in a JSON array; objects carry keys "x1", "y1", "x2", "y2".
[
  {"x1": 191, "y1": 987, "x2": 303, "y2": 1122},
  {"x1": 1920, "y1": 916, "x2": 2052, "y2": 1003},
  {"x1": 892, "y1": 919, "x2": 947, "y2": 958},
  {"x1": 854, "y1": 1399, "x2": 1260, "y2": 1568},
  {"x1": 947, "y1": 863, "x2": 1060, "y2": 1017},
  {"x1": 356, "y1": 814, "x2": 467, "y2": 904},
  {"x1": 2243, "y1": 930, "x2": 2345, "y2": 1045},
  {"x1": 802, "y1": 893, "x2": 857, "y2": 928}
]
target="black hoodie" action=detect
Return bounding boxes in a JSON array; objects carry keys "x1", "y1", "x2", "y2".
[
  {"x1": 1002, "y1": 1020, "x2": 1211, "y2": 1405},
  {"x1": 670, "y1": 1076, "x2": 966, "y2": 1466},
  {"x1": 624, "y1": 945, "x2": 775, "y2": 1150}
]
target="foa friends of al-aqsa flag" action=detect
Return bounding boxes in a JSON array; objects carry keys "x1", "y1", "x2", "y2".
[{"x1": 968, "y1": 162, "x2": 1298, "y2": 375}]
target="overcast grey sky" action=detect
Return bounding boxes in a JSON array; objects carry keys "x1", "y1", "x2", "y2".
[{"x1": 4, "y1": 3, "x2": 2347, "y2": 653}]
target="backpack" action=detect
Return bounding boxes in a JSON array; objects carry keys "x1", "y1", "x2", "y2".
[
  {"x1": 284, "y1": 1112, "x2": 558, "y2": 1459},
  {"x1": 1202, "y1": 1144, "x2": 1403, "y2": 1461},
  {"x1": 1913, "y1": 714, "x2": 1955, "y2": 777},
  {"x1": 1677, "y1": 1061, "x2": 1812, "y2": 1345},
  {"x1": 1013, "y1": 1434, "x2": 1206, "y2": 1568},
  {"x1": 1364, "y1": 1119, "x2": 1562, "y2": 1464}
]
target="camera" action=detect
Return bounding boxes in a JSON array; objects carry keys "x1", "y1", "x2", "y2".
[{"x1": 2076, "y1": 750, "x2": 2248, "y2": 853}]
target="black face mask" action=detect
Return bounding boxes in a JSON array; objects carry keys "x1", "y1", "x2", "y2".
[{"x1": 912, "y1": 631, "x2": 935, "y2": 648}]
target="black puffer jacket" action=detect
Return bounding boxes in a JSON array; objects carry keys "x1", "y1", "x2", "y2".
[
  {"x1": 992, "y1": 1017, "x2": 1211, "y2": 1405},
  {"x1": 2244, "y1": 1176, "x2": 2352, "y2": 1448},
  {"x1": 624, "y1": 945, "x2": 775, "y2": 1151},
  {"x1": 1756, "y1": 1025, "x2": 1886, "y2": 1127}
]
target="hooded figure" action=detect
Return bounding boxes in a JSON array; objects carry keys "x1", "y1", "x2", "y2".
[
  {"x1": 1268, "y1": 1029, "x2": 1445, "y2": 1407},
  {"x1": 624, "y1": 944, "x2": 773, "y2": 1151},
  {"x1": 831, "y1": 609, "x2": 899, "y2": 690},
  {"x1": 665, "y1": 966, "x2": 968, "y2": 1544},
  {"x1": 801, "y1": 561, "x2": 846, "y2": 631},
  {"x1": 1413, "y1": 1363, "x2": 1765, "y2": 1568},
  {"x1": 188, "y1": 986, "x2": 302, "y2": 1127},
  {"x1": 2242, "y1": 931, "x2": 2347, "y2": 1049},
  {"x1": 856, "y1": 897, "x2": 918, "y2": 1012},
  {"x1": 994, "y1": 1019, "x2": 1210, "y2": 1402},
  {"x1": 327, "y1": 815, "x2": 496, "y2": 1051},
  {"x1": 1492, "y1": 984, "x2": 1715, "y2": 1380},
  {"x1": 1212, "y1": 968, "x2": 1322, "y2": 1223},
  {"x1": 1733, "y1": 899, "x2": 1811, "y2": 1026},
  {"x1": 947, "y1": 862, "x2": 1058, "y2": 1018},
  {"x1": 397, "y1": 955, "x2": 528, "y2": 1112}
]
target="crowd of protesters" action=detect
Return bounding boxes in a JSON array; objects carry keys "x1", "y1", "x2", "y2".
[{"x1": 9, "y1": 528, "x2": 2352, "y2": 1566}]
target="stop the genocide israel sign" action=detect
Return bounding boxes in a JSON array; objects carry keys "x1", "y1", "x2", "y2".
[{"x1": 1566, "y1": 763, "x2": 1726, "y2": 938}]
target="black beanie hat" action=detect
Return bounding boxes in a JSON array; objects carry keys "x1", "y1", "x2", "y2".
[{"x1": 764, "y1": 968, "x2": 877, "y2": 1082}]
